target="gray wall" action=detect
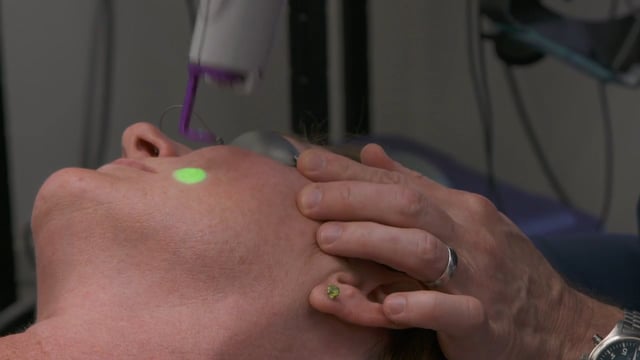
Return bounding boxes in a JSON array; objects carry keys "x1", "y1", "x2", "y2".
[{"x1": 3, "y1": 1, "x2": 640, "y2": 290}]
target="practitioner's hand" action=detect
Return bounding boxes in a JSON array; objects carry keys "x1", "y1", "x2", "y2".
[{"x1": 296, "y1": 144, "x2": 621, "y2": 360}]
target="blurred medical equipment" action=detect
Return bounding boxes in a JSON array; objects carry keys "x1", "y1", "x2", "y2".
[
  {"x1": 180, "y1": 0, "x2": 286, "y2": 143},
  {"x1": 180, "y1": 0, "x2": 368, "y2": 144},
  {"x1": 174, "y1": 0, "x2": 640, "y2": 239},
  {"x1": 476, "y1": 0, "x2": 640, "y2": 226},
  {"x1": 481, "y1": 0, "x2": 640, "y2": 85},
  {"x1": 180, "y1": 0, "x2": 636, "y2": 228}
]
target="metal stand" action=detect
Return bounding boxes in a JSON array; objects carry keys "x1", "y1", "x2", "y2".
[
  {"x1": 0, "y1": 1, "x2": 17, "y2": 313},
  {"x1": 288, "y1": 0, "x2": 370, "y2": 140},
  {"x1": 0, "y1": 2, "x2": 32, "y2": 338},
  {"x1": 343, "y1": 0, "x2": 370, "y2": 135},
  {"x1": 288, "y1": 0, "x2": 329, "y2": 139}
]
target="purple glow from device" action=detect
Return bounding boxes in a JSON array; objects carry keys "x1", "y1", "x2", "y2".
[{"x1": 180, "y1": 63, "x2": 246, "y2": 143}]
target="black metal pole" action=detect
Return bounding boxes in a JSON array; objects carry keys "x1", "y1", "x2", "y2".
[
  {"x1": 343, "y1": 0, "x2": 370, "y2": 136},
  {"x1": 0, "y1": 1, "x2": 17, "y2": 311},
  {"x1": 288, "y1": 0, "x2": 329, "y2": 141}
]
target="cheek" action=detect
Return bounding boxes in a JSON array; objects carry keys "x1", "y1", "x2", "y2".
[{"x1": 144, "y1": 167, "x2": 320, "y2": 284}]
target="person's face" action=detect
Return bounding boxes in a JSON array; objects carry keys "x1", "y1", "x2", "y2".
[
  {"x1": 31, "y1": 122, "x2": 384, "y2": 358},
  {"x1": 32, "y1": 121, "x2": 339, "y2": 301}
]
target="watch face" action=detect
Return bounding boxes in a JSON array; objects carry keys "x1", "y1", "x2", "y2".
[{"x1": 595, "y1": 339, "x2": 640, "y2": 360}]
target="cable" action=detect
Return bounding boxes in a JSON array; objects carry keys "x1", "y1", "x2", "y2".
[
  {"x1": 465, "y1": 0, "x2": 503, "y2": 210},
  {"x1": 502, "y1": 66, "x2": 614, "y2": 229},
  {"x1": 596, "y1": 82, "x2": 615, "y2": 228},
  {"x1": 590, "y1": 1, "x2": 624, "y2": 228},
  {"x1": 611, "y1": 0, "x2": 640, "y2": 70},
  {"x1": 502, "y1": 66, "x2": 575, "y2": 209}
]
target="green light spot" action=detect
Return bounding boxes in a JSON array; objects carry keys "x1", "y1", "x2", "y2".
[
  {"x1": 173, "y1": 168, "x2": 207, "y2": 185},
  {"x1": 327, "y1": 284, "x2": 340, "y2": 300}
]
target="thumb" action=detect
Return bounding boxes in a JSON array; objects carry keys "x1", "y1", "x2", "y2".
[{"x1": 383, "y1": 291, "x2": 486, "y2": 337}]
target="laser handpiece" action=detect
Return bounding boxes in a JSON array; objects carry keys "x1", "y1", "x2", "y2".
[{"x1": 180, "y1": 0, "x2": 286, "y2": 143}]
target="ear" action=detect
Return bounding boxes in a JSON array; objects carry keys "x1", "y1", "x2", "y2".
[{"x1": 309, "y1": 260, "x2": 423, "y2": 329}]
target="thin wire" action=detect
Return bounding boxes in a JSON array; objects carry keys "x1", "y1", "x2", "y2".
[
  {"x1": 596, "y1": 82, "x2": 615, "y2": 228},
  {"x1": 503, "y1": 66, "x2": 575, "y2": 208},
  {"x1": 612, "y1": 0, "x2": 640, "y2": 70},
  {"x1": 465, "y1": 0, "x2": 503, "y2": 210},
  {"x1": 593, "y1": 0, "x2": 623, "y2": 228},
  {"x1": 157, "y1": 105, "x2": 224, "y2": 145}
]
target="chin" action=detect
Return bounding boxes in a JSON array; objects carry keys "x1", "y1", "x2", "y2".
[{"x1": 31, "y1": 167, "x2": 107, "y2": 238}]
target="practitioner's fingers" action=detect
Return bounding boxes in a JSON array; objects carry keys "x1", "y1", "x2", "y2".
[
  {"x1": 296, "y1": 145, "x2": 444, "y2": 192},
  {"x1": 297, "y1": 181, "x2": 459, "y2": 242},
  {"x1": 317, "y1": 221, "x2": 450, "y2": 285},
  {"x1": 382, "y1": 291, "x2": 486, "y2": 337}
]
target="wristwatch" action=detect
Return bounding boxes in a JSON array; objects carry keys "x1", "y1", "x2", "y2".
[{"x1": 581, "y1": 310, "x2": 640, "y2": 360}]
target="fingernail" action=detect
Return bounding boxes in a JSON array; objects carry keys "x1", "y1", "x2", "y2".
[
  {"x1": 301, "y1": 152, "x2": 326, "y2": 172},
  {"x1": 319, "y1": 224, "x2": 342, "y2": 246},
  {"x1": 300, "y1": 187, "x2": 322, "y2": 211},
  {"x1": 386, "y1": 296, "x2": 406, "y2": 316}
]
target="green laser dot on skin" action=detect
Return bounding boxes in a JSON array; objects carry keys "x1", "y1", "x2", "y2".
[{"x1": 173, "y1": 168, "x2": 208, "y2": 185}]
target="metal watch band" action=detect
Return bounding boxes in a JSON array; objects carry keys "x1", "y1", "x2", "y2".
[
  {"x1": 579, "y1": 310, "x2": 640, "y2": 360},
  {"x1": 622, "y1": 310, "x2": 640, "y2": 337}
]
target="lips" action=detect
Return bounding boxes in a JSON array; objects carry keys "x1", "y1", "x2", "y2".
[{"x1": 109, "y1": 158, "x2": 157, "y2": 173}]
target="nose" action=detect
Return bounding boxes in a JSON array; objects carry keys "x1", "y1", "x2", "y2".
[{"x1": 121, "y1": 122, "x2": 191, "y2": 159}]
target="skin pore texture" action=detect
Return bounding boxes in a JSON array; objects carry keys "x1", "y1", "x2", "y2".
[{"x1": 0, "y1": 122, "x2": 426, "y2": 360}]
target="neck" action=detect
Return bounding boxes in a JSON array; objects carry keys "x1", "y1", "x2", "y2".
[
  {"x1": 0, "y1": 331, "x2": 48, "y2": 360},
  {"x1": 11, "y1": 295, "x2": 381, "y2": 360},
  {"x1": 21, "y1": 297, "x2": 252, "y2": 360}
]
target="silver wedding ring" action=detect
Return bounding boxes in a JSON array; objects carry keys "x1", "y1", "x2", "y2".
[{"x1": 425, "y1": 246, "x2": 458, "y2": 288}]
